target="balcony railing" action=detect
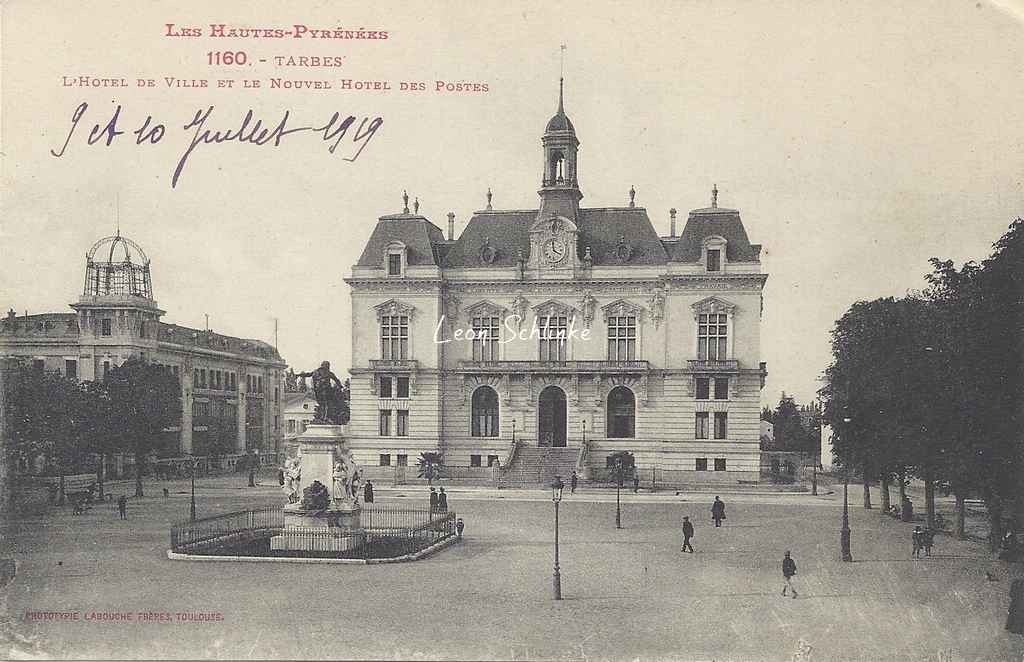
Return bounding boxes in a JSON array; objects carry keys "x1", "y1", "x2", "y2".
[
  {"x1": 688, "y1": 359, "x2": 740, "y2": 372},
  {"x1": 369, "y1": 359, "x2": 419, "y2": 370},
  {"x1": 456, "y1": 360, "x2": 649, "y2": 373}
]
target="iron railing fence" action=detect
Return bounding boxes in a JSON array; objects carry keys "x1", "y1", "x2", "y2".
[{"x1": 170, "y1": 506, "x2": 456, "y2": 555}]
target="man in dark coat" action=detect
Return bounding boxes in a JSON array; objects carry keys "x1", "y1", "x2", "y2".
[
  {"x1": 570, "y1": 471, "x2": 578, "y2": 494},
  {"x1": 429, "y1": 487, "x2": 438, "y2": 512},
  {"x1": 681, "y1": 516, "x2": 695, "y2": 553},
  {"x1": 363, "y1": 480, "x2": 374, "y2": 504},
  {"x1": 438, "y1": 487, "x2": 448, "y2": 512},
  {"x1": 117, "y1": 495, "x2": 127, "y2": 520},
  {"x1": 1007, "y1": 578, "x2": 1024, "y2": 635},
  {"x1": 712, "y1": 496, "x2": 726, "y2": 527},
  {"x1": 782, "y1": 551, "x2": 798, "y2": 598}
]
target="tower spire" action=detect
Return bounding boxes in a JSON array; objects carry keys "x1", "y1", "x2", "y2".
[{"x1": 559, "y1": 44, "x2": 566, "y2": 113}]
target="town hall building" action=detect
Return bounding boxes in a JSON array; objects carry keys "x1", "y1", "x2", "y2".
[{"x1": 345, "y1": 81, "x2": 768, "y2": 484}]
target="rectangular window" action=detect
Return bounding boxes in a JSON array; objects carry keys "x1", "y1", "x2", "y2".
[
  {"x1": 695, "y1": 412, "x2": 709, "y2": 439},
  {"x1": 65, "y1": 359, "x2": 77, "y2": 379},
  {"x1": 275, "y1": 387, "x2": 279, "y2": 404},
  {"x1": 714, "y1": 378, "x2": 729, "y2": 400},
  {"x1": 387, "y1": 253, "x2": 402, "y2": 276},
  {"x1": 697, "y1": 313, "x2": 728, "y2": 361},
  {"x1": 379, "y1": 454, "x2": 392, "y2": 467},
  {"x1": 714, "y1": 458, "x2": 727, "y2": 471},
  {"x1": 539, "y1": 315, "x2": 568, "y2": 361},
  {"x1": 396, "y1": 376, "x2": 410, "y2": 398},
  {"x1": 101, "y1": 319, "x2": 112, "y2": 336},
  {"x1": 707, "y1": 249, "x2": 721, "y2": 272},
  {"x1": 258, "y1": 376, "x2": 263, "y2": 393},
  {"x1": 397, "y1": 454, "x2": 408, "y2": 467},
  {"x1": 379, "y1": 376, "x2": 393, "y2": 398},
  {"x1": 103, "y1": 361, "x2": 111, "y2": 380},
  {"x1": 200, "y1": 369, "x2": 207, "y2": 389},
  {"x1": 696, "y1": 377, "x2": 710, "y2": 400},
  {"x1": 32, "y1": 359, "x2": 44, "y2": 372},
  {"x1": 487, "y1": 455, "x2": 499, "y2": 467},
  {"x1": 378, "y1": 410, "x2": 391, "y2": 436},
  {"x1": 396, "y1": 410, "x2": 409, "y2": 437},
  {"x1": 274, "y1": 415, "x2": 280, "y2": 432},
  {"x1": 380, "y1": 315, "x2": 409, "y2": 360},
  {"x1": 714, "y1": 412, "x2": 728, "y2": 439},
  {"x1": 194, "y1": 369, "x2": 200, "y2": 388},
  {"x1": 470, "y1": 455, "x2": 482, "y2": 468},
  {"x1": 607, "y1": 316, "x2": 637, "y2": 361},
  {"x1": 472, "y1": 316, "x2": 500, "y2": 362},
  {"x1": 287, "y1": 420, "x2": 296, "y2": 434},
  {"x1": 695, "y1": 458, "x2": 708, "y2": 471}
]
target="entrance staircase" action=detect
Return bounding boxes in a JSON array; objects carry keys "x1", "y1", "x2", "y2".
[{"x1": 499, "y1": 446, "x2": 579, "y2": 488}]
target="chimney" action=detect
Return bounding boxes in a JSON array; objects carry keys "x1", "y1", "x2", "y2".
[
  {"x1": 447, "y1": 212, "x2": 455, "y2": 240},
  {"x1": 669, "y1": 208, "x2": 677, "y2": 237}
]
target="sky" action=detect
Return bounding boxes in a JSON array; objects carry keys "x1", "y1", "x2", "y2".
[{"x1": 2, "y1": 0, "x2": 1023, "y2": 405}]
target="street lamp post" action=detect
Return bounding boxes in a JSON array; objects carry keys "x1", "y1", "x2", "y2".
[
  {"x1": 551, "y1": 475, "x2": 564, "y2": 600},
  {"x1": 185, "y1": 454, "x2": 198, "y2": 522},
  {"x1": 812, "y1": 450, "x2": 818, "y2": 496},
  {"x1": 615, "y1": 458, "x2": 622, "y2": 529},
  {"x1": 512, "y1": 418, "x2": 516, "y2": 445},
  {"x1": 840, "y1": 417, "x2": 853, "y2": 562}
]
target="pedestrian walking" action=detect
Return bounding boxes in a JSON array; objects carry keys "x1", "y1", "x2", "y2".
[
  {"x1": 456, "y1": 518, "x2": 465, "y2": 539},
  {"x1": 922, "y1": 528, "x2": 935, "y2": 557},
  {"x1": 438, "y1": 487, "x2": 448, "y2": 512},
  {"x1": 363, "y1": 480, "x2": 374, "y2": 504},
  {"x1": 429, "y1": 487, "x2": 438, "y2": 513},
  {"x1": 570, "y1": 471, "x2": 578, "y2": 494},
  {"x1": 912, "y1": 526, "x2": 923, "y2": 559},
  {"x1": 117, "y1": 495, "x2": 127, "y2": 520},
  {"x1": 711, "y1": 496, "x2": 726, "y2": 527},
  {"x1": 782, "y1": 551, "x2": 798, "y2": 598},
  {"x1": 681, "y1": 516, "x2": 695, "y2": 553},
  {"x1": 632, "y1": 474, "x2": 640, "y2": 493}
]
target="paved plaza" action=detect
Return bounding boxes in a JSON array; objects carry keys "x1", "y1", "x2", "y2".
[{"x1": 2, "y1": 477, "x2": 1023, "y2": 661}]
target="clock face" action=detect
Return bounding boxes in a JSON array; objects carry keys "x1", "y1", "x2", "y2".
[{"x1": 543, "y1": 237, "x2": 568, "y2": 263}]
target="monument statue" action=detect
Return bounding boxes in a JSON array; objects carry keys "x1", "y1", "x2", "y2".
[
  {"x1": 297, "y1": 360, "x2": 346, "y2": 424},
  {"x1": 330, "y1": 447, "x2": 362, "y2": 505},
  {"x1": 281, "y1": 456, "x2": 302, "y2": 504}
]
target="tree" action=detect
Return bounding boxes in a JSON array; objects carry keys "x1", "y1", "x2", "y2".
[
  {"x1": 105, "y1": 359, "x2": 182, "y2": 497},
  {"x1": 74, "y1": 379, "x2": 122, "y2": 500},
  {"x1": 417, "y1": 451, "x2": 444, "y2": 485},
  {"x1": 772, "y1": 393, "x2": 809, "y2": 453},
  {"x1": 6, "y1": 364, "x2": 84, "y2": 476},
  {"x1": 606, "y1": 450, "x2": 635, "y2": 485}
]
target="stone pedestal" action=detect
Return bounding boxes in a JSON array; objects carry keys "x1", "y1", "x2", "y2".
[{"x1": 270, "y1": 424, "x2": 366, "y2": 553}]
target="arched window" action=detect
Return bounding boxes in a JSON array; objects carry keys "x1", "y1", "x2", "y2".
[
  {"x1": 471, "y1": 386, "x2": 499, "y2": 437},
  {"x1": 607, "y1": 386, "x2": 635, "y2": 438}
]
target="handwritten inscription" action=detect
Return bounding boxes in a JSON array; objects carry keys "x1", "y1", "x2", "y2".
[{"x1": 50, "y1": 102, "x2": 383, "y2": 188}]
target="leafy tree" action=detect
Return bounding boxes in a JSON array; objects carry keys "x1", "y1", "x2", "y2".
[
  {"x1": 417, "y1": 451, "x2": 444, "y2": 485},
  {"x1": 6, "y1": 364, "x2": 84, "y2": 476},
  {"x1": 105, "y1": 358, "x2": 182, "y2": 497},
  {"x1": 73, "y1": 379, "x2": 122, "y2": 499},
  {"x1": 772, "y1": 393, "x2": 809, "y2": 453},
  {"x1": 606, "y1": 450, "x2": 635, "y2": 485}
]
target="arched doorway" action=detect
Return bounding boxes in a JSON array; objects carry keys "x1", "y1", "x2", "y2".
[
  {"x1": 606, "y1": 386, "x2": 636, "y2": 438},
  {"x1": 471, "y1": 386, "x2": 500, "y2": 437},
  {"x1": 538, "y1": 386, "x2": 567, "y2": 447}
]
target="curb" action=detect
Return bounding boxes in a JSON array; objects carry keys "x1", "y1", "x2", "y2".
[{"x1": 165, "y1": 535, "x2": 459, "y2": 565}]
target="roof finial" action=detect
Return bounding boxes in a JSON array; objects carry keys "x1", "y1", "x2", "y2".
[
  {"x1": 711, "y1": 184, "x2": 718, "y2": 208},
  {"x1": 115, "y1": 192, "x2": 120, "y2": 237},
  {"x1": 559, "y1": 45, "x2": 566, "y2": 113},
  {"x1": 486, "y1": 187, "x2": 493, "y2": 211},
  {"x1": 402, "y1": 190, "x2": 409, "y2": 214},
  {"x1": 413, "y1": 197, "x2": 420, "y2": 214},
  {"x1": 628, "y1": 185, "x2": 636, "y2": 208}
]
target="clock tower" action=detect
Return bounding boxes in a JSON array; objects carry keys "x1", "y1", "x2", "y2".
[{"x1": 537, "y1": 77, "x2": 582, "y2": 224}]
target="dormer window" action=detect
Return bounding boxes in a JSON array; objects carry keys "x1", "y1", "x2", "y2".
[
  {"x1": 702, "y1": 236, "x2": 727, "y2": 272},
  {"x1": 383, "y1": 241, "x2": 407, "y2": 277},
  {"x1": 707, "y1": 249, "x2": 721, "y2": 272}
]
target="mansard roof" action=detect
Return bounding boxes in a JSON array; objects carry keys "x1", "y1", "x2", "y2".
[
  {"x1": 157, "y1": 322, "x2": 283, "y2": 362},
  {"x1": 669, "y1": 207, "x2": 762, "y2": 262},
  {"x1": 441, "y1": 207, "x2": 669, "y2": 268},
  {"x1": 355, "y1": 214, "x2": 447, "y2": 268}
]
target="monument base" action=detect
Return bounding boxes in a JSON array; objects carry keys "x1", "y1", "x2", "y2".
[{"x1": 271, "y1": 502, "x2": 365, "y2": 553}]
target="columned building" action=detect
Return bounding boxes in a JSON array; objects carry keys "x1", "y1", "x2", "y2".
[
  {"x1": 0, "y1": 232, "x2": 286, "y2": 459},
  {"x1": 346, "y1": 82, "x2": 768, "y2": 482}
]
